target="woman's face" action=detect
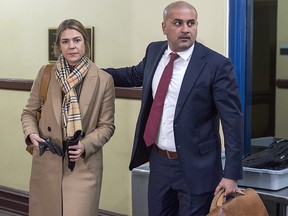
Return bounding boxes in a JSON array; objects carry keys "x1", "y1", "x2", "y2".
[{"x1": 59, "y1": 28, "x2": 86, "y2": 66}]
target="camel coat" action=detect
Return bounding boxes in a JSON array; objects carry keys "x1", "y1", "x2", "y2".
[{"x1": 21, "y1": 61, "x2": 115, "y2": 216}]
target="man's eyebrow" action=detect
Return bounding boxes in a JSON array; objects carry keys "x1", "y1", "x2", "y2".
[{"x1": 173, "y1": 18, "x2": 196, "y2": 22}]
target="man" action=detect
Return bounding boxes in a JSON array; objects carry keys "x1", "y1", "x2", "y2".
[{"x1": 105, "y1": 1, "x2": 243, "y2": 215}]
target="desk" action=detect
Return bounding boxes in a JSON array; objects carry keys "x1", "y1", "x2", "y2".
[{"x1": 254, "y1": 187, "x2": 288, "y2": 216}]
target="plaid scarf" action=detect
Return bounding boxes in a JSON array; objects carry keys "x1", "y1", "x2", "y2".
[{"x1": 56, "y1": 55, "x2": 90, "y2": 138}]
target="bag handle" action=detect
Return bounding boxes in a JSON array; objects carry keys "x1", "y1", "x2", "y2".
[
  {"x1": 36, "y1": 64, "x2": 53, "y2": 121},
  {"x1": 210, "y1": 188, "x2": 245, "y2": 211},
  {"x1": 26, "y1": 64, "x2": 53, "y2": 155}
]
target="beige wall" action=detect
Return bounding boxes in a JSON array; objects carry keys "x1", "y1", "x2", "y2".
[
  {"x1": 0, "y1": 0, "x2": 228, "y2": 215},
  {"x1": 276, "y1": 0, "x2": 288, "y2": 137}
]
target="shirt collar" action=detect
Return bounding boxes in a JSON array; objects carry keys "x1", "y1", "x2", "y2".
[{"x1": 166, "y1": 43, "x2": 195, "y2": 61}]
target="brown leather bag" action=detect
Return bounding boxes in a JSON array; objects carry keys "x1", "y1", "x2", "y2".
[
  {"x1": 207, "y1": 188, "x2": 268, "y2": 216},
  {"x1": 26, "y1": 64, "x2": 53, "y2": 155}
]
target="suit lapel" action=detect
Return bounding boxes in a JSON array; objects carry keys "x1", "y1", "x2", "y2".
[
  {"x1": 79, "y1": 63, "x2": 98, "y2": 119},
  {"x1": 142, "y1": 43, "x2": 167, "y2": 103},
  {"x1": 174, "y1": 42, "x2": 206, "y2": 120}
]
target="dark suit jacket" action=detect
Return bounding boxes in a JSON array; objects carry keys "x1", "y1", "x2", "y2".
[{"x1": 105, "y1": 41, "x2": 243, "y2": 194}]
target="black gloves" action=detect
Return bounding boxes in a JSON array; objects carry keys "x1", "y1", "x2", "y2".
[
  {"x1": 38, "y1": 137, "x2": 63, "y2": 156},
  {"x1": 37, "y1": 131, "x2": 83, "y2": 172},
  {"x1": 66, "y1": 130, "x2": 83, "y2": 171}
]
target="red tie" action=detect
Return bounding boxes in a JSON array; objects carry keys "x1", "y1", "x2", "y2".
[{"x1": 143, "y1": 52, "x2": 179, "y2": 147}]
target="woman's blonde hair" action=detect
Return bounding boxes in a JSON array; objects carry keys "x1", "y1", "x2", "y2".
[{"x1": 53, "y1": 19, "x2": 90, "y2": 58}]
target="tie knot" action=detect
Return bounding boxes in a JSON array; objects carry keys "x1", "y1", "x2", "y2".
[{"x1": 170, "y1": 52, "x2": 179, "y2": 62}]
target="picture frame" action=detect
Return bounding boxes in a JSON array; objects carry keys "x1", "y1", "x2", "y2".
[{"x1": 48, "y1": 26, "x2": 95, "y2": 62}]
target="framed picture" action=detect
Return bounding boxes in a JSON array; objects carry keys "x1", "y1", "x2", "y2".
[{"x1": 48, "y1": 26, "x2": 95, "y2": 62}]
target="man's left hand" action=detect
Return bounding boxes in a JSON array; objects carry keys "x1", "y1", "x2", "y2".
[{"x1": 214, "y1": 178, "x2": 237, "y2": 196}]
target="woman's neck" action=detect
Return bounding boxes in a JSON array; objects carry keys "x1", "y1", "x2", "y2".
[{"x1": 69, "y1": 64, "x2": 75, "y2": 71}]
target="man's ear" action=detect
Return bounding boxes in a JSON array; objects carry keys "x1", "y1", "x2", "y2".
[{"x1": 162, "y1": 22, "x2": 166, "y2": 35}]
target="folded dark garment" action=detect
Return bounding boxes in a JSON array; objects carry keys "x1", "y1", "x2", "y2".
[
  {"x1": 66, "y1": 130, "x2": 83, "y2": 171},
  {"x1": 38, "y1": 137, "x2": 63, "y2": 157}
]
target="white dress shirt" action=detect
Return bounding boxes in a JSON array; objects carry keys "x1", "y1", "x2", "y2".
[{"x1": 152, "y1": 44, "x2": 194, "y2": 152}]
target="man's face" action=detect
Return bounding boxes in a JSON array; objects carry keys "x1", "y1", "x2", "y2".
[{"x1": 162, "y1": 7, "x2": 198, "y2": 52}]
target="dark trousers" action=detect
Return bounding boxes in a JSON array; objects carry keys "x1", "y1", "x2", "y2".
[{"x1": 148, "y1": 149, "x2": 214, "y2": 216}]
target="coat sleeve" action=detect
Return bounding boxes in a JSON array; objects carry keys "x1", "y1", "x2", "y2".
[
  {"x1": 213, "y1": 57, "x2": 243, "y2": 180},
  {"x1": 103, "y1": 43, "x2": 158, "y2": 88},
  {"x1": 21, "y1": 65, "x2": 46, "y2": 144}
]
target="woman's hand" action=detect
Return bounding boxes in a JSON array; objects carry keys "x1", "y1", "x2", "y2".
[
  {"x1": 68, "y1": 141, "x2": 85, "y2": 161},
  {"x1": 28, "y1": 133, "x2": 45, "y2": 150}
]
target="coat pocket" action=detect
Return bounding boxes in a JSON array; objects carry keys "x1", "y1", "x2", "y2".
[{"x1": 198, "y1": 139, "x2": 217, "y2": 155}]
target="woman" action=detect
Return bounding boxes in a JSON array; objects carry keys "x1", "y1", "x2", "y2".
[{"x1": 21, "y1": 19, "x2": 115, "y2": 216}]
